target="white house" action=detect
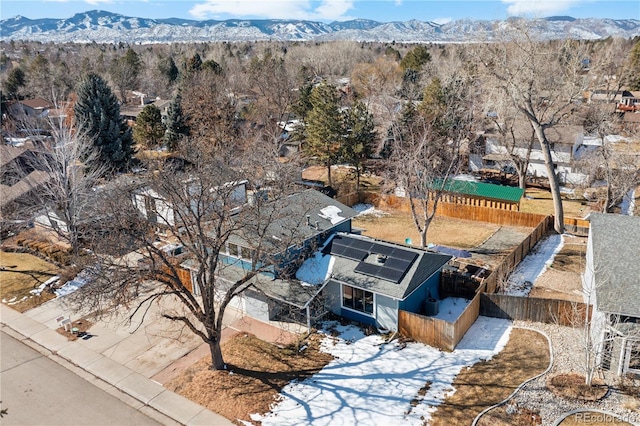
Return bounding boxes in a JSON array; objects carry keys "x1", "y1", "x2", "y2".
[{"x1": 583, "y1": 213, "x2": 640, "y2": 376}]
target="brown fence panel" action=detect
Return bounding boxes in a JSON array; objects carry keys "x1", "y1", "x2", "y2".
[
  {"x1": 564, "y1": 217, "x2": 590, "y2": 236},
  {"x1": 361, "y1": 193, "x2": 547, "y2": 228},
  {"x1": 453, "y1": 291, "x2": 481, "y2": 347},
  {"x1": 398, "y1": 310, "x2": 456, "y2": 351},
  {"x1": 480, "y1": 293, "x2": 591, "y2": 326}
]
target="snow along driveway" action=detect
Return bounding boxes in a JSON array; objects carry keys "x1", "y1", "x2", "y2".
[{"x1": 253, "y1": 316, "x2": 512, "y2": 426}]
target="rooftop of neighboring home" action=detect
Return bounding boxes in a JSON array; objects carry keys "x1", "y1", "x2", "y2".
[
  {"x1": 589, "y1": 213, "x2": 640, "y2": 318},
  {"x1": 9, "y1": 97, "x2": 53, "y2": 111}
]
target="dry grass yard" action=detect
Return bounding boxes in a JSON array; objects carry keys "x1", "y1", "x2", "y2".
[
  {"x1": 0, "y1": 251, "x2": 58, "y2": 312},
  {"x1": 520, "y1": 188, "x2": 592, "y2": 218},
  {"x1": 166, "y1": 333, "x2": 332, "y2": 424},
  {"x1": 432, "y1": 328, "x2": 550, "y2": 426},
  {"x1": 529, "y1": 235, "x2": 587, "y2": 302},
  {"x1": 353, "y1": 212, "x2": 500, "y2": 249}
]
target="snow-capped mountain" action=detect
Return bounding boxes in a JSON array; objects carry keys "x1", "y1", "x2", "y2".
[{"x1": 1, "y1": 10, "x2": 638, "y2": 43}]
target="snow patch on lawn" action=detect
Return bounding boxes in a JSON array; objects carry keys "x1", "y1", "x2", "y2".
[
  {"x1": 432, "y1": 297, "x2": 471, "y2": 322},
  {"x1": 501, "y1": 234, "x2": 564, "y2": 296},
  {"x1": 255, "y1": 316, "x2": 512, "y2": 425},
  {"x1": 352, "y1": 203, "x2": 388, "y2": 217}
]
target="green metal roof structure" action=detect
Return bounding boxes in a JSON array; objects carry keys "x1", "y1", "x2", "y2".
[{"x1": 430, "y1": 179, "x2": 524, "y2": 204}]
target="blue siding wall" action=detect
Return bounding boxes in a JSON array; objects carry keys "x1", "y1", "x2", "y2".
[
  {"x1": 399, "y1": 272, "x2": 442, "y2": 313},
  {"x1": 340, "y1": 308, "x2": 376, "y2": 326}
]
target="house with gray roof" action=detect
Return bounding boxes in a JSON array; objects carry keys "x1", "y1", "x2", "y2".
[{"x1": 583, "y1": 213, "x2": 640, "y2": 376}]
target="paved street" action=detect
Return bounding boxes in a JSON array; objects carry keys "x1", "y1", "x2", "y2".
[{"x1": 0, "y1": 331, "x2": 160, "y2": 426}]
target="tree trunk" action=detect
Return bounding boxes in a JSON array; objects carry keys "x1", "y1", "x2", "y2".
[
  {"x1": 208, "y1": 337, "x2": 225, "y2": 370},
  {"x1": 420, "y1": 228, "x2": 427, "y2": 248},
  {"x1": 326, "y1": 161, "x2": 333, "y2": 188},
  {"x1": 355, "y1": 166, "x2": 361, "y2": 192},
  {"x1": 531, "y1": 122, "x2": 564, "y2": 233}
]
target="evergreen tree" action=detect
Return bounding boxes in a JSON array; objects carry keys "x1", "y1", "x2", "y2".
[
  {"x1": 400, "y1": 45, "x2": 431, "y2": 72},
  {"x1": 4, "y1": 67, "x2": 26, "y2": 98},
  {"x1": 303, "y1": 83, "x2": 342, "y2": 187},
  {"x1": 157, "y1": 56, "x2": 179, "y2": 84},
  {"x1": 133, "y1": 104, "x2": 165, "y2": 149},
  {"x1": 110, "y1": 48, "x2": 142, "y2": 101},
  {"x1": 74, "y1": 74, "x2": 135, "y2": 173},
  {"x1": 342, "y1": 101, "x2": 376, "y2": 191},
  {"x1": 163, "y1": 94, "x2": 188, "y2": 151}
]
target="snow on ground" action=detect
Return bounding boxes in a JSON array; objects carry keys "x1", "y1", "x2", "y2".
[
  {"x1": 501, "y1": 234, "x2": 564, "y2": 296},
  {"x1": 351, "y1": 203, "x2": 388, "y2": 218},
  {"x1": 432, "y1": 297, "x2": 471, "y2": 322},
  {"x1": 254, "y1": 316, "x2": 512, "y2": 426},
  {"x1": 296, "y1": 237, "x2": 335, "y2": 286},
  {"x1": 54, "y1": 269, "x2": 92, "y2": 297},
  {"x1": 620, "y1": 188, "x2": 636, "y2": 216}
]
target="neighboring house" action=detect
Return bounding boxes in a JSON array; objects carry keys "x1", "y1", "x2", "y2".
[
  {"x1": 0, "y1": 143, "x2": 51, "y2": 220},
  {"x1": 583, "y1": 213, "x2": 640, "y2": 376},
  {"x1": 120, "y1": 97, "x2": 172, "y2": 124},
  {"x1": 7, "y1": 98, "x2": 53, "y2": 119},
  {"x1": 482, "y1": 125, "x2": 589, "y2": 185}
]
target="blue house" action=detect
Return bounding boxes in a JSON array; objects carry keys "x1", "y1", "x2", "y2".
[{"x1": 320, "y1": 234, "x2": 452, "y2": 332}]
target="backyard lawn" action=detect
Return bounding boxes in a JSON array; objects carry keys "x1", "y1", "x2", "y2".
[{"x1": 352, "y1": 209, "x2": 500, "y2": 249}]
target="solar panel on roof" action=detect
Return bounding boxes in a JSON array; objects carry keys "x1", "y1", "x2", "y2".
[
  {"x1": 388, "y1": 249, "x2": 418, "y2": 263},
  {"x1": 377, "y1": 267, "x2": 406, "y2": 283},
  {"x1": 384, "y1": 257, "x2": 412, "y2": 271},
  {"x1": 371, "y1": 243, "x2": 395, "y2": 256},
  {"x1": 354, "y1": 262, "x2": 382, "y2": 276},
  {"x1": 350, "y1": 239, "x2": 374, "y2": 251},
  {"x1": 342, "y1": 247, "x2": 368, "y2": 261}
]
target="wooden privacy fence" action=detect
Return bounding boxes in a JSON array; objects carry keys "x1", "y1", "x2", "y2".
[
  {"x1": 480, "y1": 293, "x2": 592, "y2": 327},
  {"x1": 399, "y1": 285, "x2": 483, "y2": 351},
  {"x1": 564, "y1": 217, "x2": 590, "y2": 236},
  {"x1": 360, "y1": 192, "x2": 547, "y2": 228}
]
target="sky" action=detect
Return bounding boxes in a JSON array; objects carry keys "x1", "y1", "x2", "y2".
[{"x1": 0, "y1": 0, "x2": 638, "y2": 23}]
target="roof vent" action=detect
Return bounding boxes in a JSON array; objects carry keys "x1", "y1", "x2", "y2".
[{"x1": 376, "y1": 254, "x2": 387, "y2": 264}]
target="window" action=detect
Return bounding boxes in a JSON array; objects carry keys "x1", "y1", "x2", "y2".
[{"x1": 342, "y1": 284, "x2": 374, "y2": 315}]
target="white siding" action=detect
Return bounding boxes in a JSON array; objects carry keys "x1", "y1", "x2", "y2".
[{"x1": 376, "y1": 294, "x2": 398, "y2": 332}]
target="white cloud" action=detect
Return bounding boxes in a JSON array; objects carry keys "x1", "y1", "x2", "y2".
[
  {"x1": 189, "y1": 0, "x2": 356, "y2": 21},
  {"x1": 433, "y1": 17, "x2": 452, "y2": 25},
  {"x1": 85, "y1": 0, "x2": 114, "y2": 5},
  {"x1": 502, "y1": 0, "x2": 587, "y2": 17}
]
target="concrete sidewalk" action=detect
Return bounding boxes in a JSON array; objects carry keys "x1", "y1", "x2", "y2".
[{"x1": 1, "y1": 302, "x2": 233, "y2": 426}]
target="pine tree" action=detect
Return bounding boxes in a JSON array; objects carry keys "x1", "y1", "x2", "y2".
[
  {"x1": 303, "y1": 83, "x2": 342, "y2": 188},
  {"x1": 342, "y1": 101, "x2": 376, "y2": 192},
  {"x1": 133, "y1": 104, "x2": 165, "y2": 149},
  {"x1": 163, "y1": 94, "x2": 188, "y2": 151},
  {"x1": 74, "y1": 74, "x2": 135, "y2": 173}
]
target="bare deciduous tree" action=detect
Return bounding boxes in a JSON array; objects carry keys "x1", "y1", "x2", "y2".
[
  {"x1": 388, "y1": 73, "x2": 476, "y2": 248},
  {"x1": 477, "y1": 24, "x2": 592, "y2": 233},
  {"x1": 72, "y1": 141, "x2": 308, "y2": 370}
]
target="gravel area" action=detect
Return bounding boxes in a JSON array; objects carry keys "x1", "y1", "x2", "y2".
[{"x1": 498, "y1": 321, "x2": 640, "y2": 425}]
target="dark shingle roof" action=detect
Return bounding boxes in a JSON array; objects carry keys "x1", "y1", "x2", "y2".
[{"x1": 590, "y1": 213, "x2": 640, "y2": 318}]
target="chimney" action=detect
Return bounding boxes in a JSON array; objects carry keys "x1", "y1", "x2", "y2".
[
  {"x1": 306, "y1": 215, "x2": 311, "y2": 226},
  {"x1": 315, "y1": 221, "x2": 320, "y2": 230}
]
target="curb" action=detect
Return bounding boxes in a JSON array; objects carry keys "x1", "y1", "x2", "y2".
[{"x1": 472, "y1": 326, "x2": 554, "y2": 426}]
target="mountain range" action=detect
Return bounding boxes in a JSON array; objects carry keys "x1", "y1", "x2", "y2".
[{"x1": 1, "y1": 10, "x2": 639, "y2": 44}]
